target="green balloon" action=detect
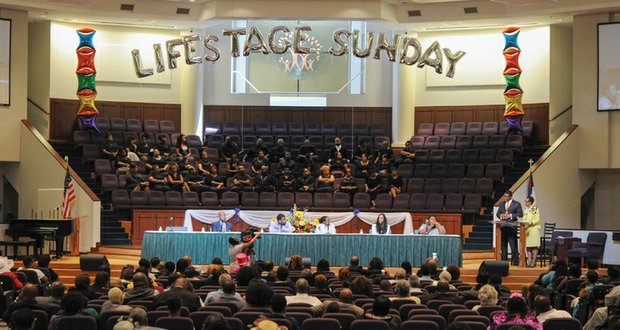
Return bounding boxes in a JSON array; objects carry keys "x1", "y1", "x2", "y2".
[
  {"x1": 504, "y1": 73, "x2": 521, "y2": 92},
  {"x1": 77, "y1": 73, "x2": 97, "y2": 92}
]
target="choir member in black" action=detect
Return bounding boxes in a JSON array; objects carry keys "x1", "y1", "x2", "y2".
[
  {"x1": 354, "y1": 140, "x2": 374, "y2": 162},
  {"x1": 101, "y1": 133, "x2": 119, "y2": 160},
  {"x1": 197, "y1": 150, "x2": 212, "y2": 175},
  {"x1": 230, "y1": 164, "x2": 253, "y2": 192},
  {"x1": 251, "y1": 150, "x2": 269, "y2": 176},
  {"x1": 365, "y1": 169, "x2": 384, "y2": 208},
  {"x1": 226, "y1": 154, "x2": 241, "y2": 178},
  {"x1": 270, "y1": 138, "x2": 288, "y2": 163},
  {"x1": 219, "y1": 135, "x2": 241, "y2": 162},
  {"x1": 278, "y1": 168, "x2": 296, "y2": 192},
  {"x1": 166, "y1": 164, "x2": 189, "y2": 192},
  {"x1": 316, "y1": 165, "x2": 336, "y2": 193},
  {"x1": 375, "y1": 140, "x2": 392, "y2": 164},
  {"x1": 125, "y1": 136, "x2": 140, "y2": 162},
  {"x1": 329, "y1": 151, "x2": 349, "y2": 178},
  {"x1": 137, "y1": 134, "x2": 153, "y2": 160},
  {"x1": 255, "y1": 165, "x2": 277, "y2": 193},
  {"x1": 156, "y1": 134, "x2": 172, "y2": 157},
  {"x1": 126, "y1": 163, "x2": 149, "y2": 192},
  {"x1": 185, "y1": 166, "x2": 211, "y2": 194},
  {"x1": 298, "y1": 139, "x2": 318, "y2": 166},
  {"x1": 388, "y1": 167, "x2": 402, "y2": 198},
  {"x1": 297, "y1": 167, "x2": 315, "y2": 193},
  {"x1": 114, "y1": 149, "x2": 131, "y2": 174},
  {"x1": 398, "y1": 140, "x2": 416, "y2": 165},
  {"x1": 145, "y1": 148, "x2": 167, "y2": 172},
  {"x1": 148, "y1": 165, "x2": 170, "y2": 192},
  {"x1": 338, "y1": 168, "x2": 358, "y2": 202},
  {"x1": 176, "y1": 134, "x2": 192, "y2": 161},
  {"x1": 244, "y1": 138, "x2": 269, "y2": 162},
  {"x1": 204, "y1": 164, "x2": 226, "y2": 197},
  {"x1": 376, "y1": 154, "x2": 393, "y2": 178},
  {"x1": 277, "y1": 151, "x2": 296, "y2": 175},
  {"x1": 177, "y1": 155, "x2": 196, "y2": 176},
  {"x1": 355, "y1": 153, "x2": 372, "y2": 179},
  {"x1": 329, "y1": 137, "x2": 348, "y2": 161}
]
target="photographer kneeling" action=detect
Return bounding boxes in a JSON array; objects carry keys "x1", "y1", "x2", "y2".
[{"x1": 228, "y1": 229, "x2": 261, "y2": 273}]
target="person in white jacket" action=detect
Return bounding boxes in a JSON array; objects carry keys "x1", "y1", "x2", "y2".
[
  {"x1": 371, "y1": 213, "x2": 391, "y2": 235},
  {"x1": 315, "y1": 216, "x2": 336, "y2": 234}
]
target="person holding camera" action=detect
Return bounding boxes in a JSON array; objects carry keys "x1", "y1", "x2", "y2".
[
  {"x1": 418, "y1": 215, "x2": 446, "y2": 235},
  {"x1": 228, "y1": 229, "x2": 261, "y2": 270}
]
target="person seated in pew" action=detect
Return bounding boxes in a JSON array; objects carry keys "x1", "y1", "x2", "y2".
[
  {"x1": 185, "y1": 166, "x2": 210, "y2": 194},
  {"x1": 137, "y1": 134, "x2": 152, "y2": 160},
  {"x1": 148, "y1": 165, "x2": 171, "y2": 192},
  {"x1": 316, "y1": 165, "x2": 336, "y2": 193},
  {"x1": 251, "y1": 150, "x2": 270, "y2": 176},
  {"x1": 363, "y1": 296, "x2": 401, "y2": 330},
  {"x1": 329, "y1": 137, "x2": 349, "y2": 161},
  {"x1": 244, "y1": 138, "x2": 270, "y2": 163},
  {"x1": 296, "y1": 167, "x2": 315, "y2": 193},
  {"x1": 277, "y1": 151, "x2": 296, "y2": 176},
  {"x1": 297, "y1": 139, "x2": 318, "y2": 167},
  {"x1": 126, "y1": 163, "x2": 150, "y2": 192},
  {"x1": 101, "y1": 133, "x2": 120, "y2": 160},
  {"x1": 269, "y1": 214, "x2": 293, "y2": 233},
  {"x1": 338, "y1": 168, "x2": 359, "y2": 202},
  {"x1": 230, "y1": 164, "x2": 253, "y2": 192},
  {"x1": 354, "y1": 141, "x2": 374, "y2": 162},
  {"x1": 355, "y1": 153, "x2": 373, "y2": 179},
  {"x1": 329, "y1": 151, "x2": 349, "y2": 178},
  {"x1": 125, "y1": 136, "x2": 141, "y2": 162},
  {"x1": 389, "y1": 280, "x2": 421, "y2": 304},
  {"x1": 388, "y1": 167, "x2": 402, "y2": 198},
  {"x1": 219, "y1": 135, "x2": 241, "y2": 162},
  {"x1": 375, "y1": 154, "x2": 393, "y2": 178},
  {"x1": 270, "y1": 138, "x2": 289, "y2": 163},
  {"x1": 226, "y1": 153, "x2": 241, "y2": 178},
  {"x1": 175, "y1": 134, "x2": 192, "y2": 162},
  {"x1": 197, "y1": 150, "x2": 212, "y2": 175},
  {"x1": 166, "y1": 164, "x2": 189, "y2": 192},
  {"x1": 397, "y1": 140, "x2": 416, "y2": 165},
  {"x1": 145, "y1": 148, "x2": 167, "y2": 172},
  {"x1": 365, "y1": 170, "x2": 384, "y2": 207},
  {"x1": 204, "y1": 163, "x2": 226, "y2": 198},
  {"x1": 375, "y1": 139, "x2": 393, "y2": 164},
  {"x1": 255, "y1": 165, "x2": 277, "y2": 193},
  {"x1": 155, "y1": 134, "x2": 172, "y2": 157},
  {"x1": 278, "y1": 168, "x2": 297, "y2": 192},
  {"x1": 113, "y1": 149, "x2": 132, "y2": 175}
]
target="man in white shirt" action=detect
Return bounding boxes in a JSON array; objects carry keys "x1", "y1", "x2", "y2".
[
  {"x1": 17, "y1": 256, "x2": 48, "y2": 283},
  {"x1": 285, "y1": 278, "x2": 322, "y2": 307},
  {"x1": 533, "y1": 295, "x2": 571, "y2": 323},
  {"x1": 315, "y1": 216, "x2": 336, "y2": 234},
  {"x1": 269, "y1": 213, "x2": 293, "y2": 233},
  {"x1": 418, "y1": 215, "x2": 446, "y2": 235}
]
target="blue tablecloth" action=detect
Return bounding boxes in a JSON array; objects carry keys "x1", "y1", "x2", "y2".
[{"x1": 141, "y1": 231, "x2": 462, "y2": 267}]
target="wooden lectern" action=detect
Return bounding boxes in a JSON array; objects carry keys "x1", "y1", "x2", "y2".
[
  {"x1": 517, "y1": 221, "x2": 531, "y2": 267},
  {"x1": 490, "y1": 220, "x2": 502, "y2": 261}
]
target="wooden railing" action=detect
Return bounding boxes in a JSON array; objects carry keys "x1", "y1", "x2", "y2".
[
  {"x1": 494, "y1": 124, "x2": 578, "y2": 207},
  {"x1": 22, "y1": 119, "x2": 99, "y2": 202}
]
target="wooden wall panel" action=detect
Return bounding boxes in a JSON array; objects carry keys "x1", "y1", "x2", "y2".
[
  {"x1": 204, "y1": 105, "x2": 393, "y2": 139},
  {"x1": 414, "y1": 103, "x2": 549, "y2": 145},
  {"x1": 50, "y1": 98, "x2": 181, "y2": 142}
]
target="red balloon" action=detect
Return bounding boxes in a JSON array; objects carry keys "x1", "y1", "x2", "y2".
[{"x1": 76, "y1": 46, "x2": 96, "y2": 75}]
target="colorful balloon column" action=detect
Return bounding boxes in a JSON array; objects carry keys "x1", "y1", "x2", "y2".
[
  {"x1": 76, "y1": 28, "x2": 99, "y2": 132},
  {"x1": 502, "y1": 27, "x2": 524, "y2": 134}
]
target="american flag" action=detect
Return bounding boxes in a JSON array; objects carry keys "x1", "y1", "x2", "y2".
[{"x1": 61, "y1": 165, "x2": 75, "y2": 219}]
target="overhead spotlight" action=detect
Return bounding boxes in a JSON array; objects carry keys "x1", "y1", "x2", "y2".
[
  {"x1": 177, "y1": 8, "x2": 190, "y2": 15},
  {"x1": 120, "y1": 4, "x2": 134, "y2": 11},
  {"x1": 464, "y1": 7, "x2": 478, "y2": 14},
  {"x1": 408, "y1": 10, "x2": 421, "y2": 17}
]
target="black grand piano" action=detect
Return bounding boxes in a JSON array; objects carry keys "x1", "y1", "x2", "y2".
[{"x1": 5, "y1": 219, "x2": 74, "y2": 259}]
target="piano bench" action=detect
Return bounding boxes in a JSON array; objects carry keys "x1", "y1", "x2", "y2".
[{"x1": 0, "y1": 241, "x2": 37, "y2": 259}]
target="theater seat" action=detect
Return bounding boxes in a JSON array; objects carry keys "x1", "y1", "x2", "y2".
[
  {"x1": 111, "y1": 118, "x2": 127, "y2": 131},
  {"x1": 337, "y1": 124, "x2": 352, "y2": 136},
  {"x1": 143, "y1": 119, "x2": 160, "y2": 133},
  {"x1": 272, "y1": 122, "x2": 288, "y2": 135},
  {"x1": 305, "y1": 123, "x2": 321, "y2": 135},
  {"x1": 375, "y1": 193, "x2": 392, "y2": 210},
  {"x1": 455, "y1": 136, "x2": 472, "y2": 149},
  {"x1": 314, "y1": 193, "x2": 332, "y2": 208},
  {"x1": 352, "y1": 193, "x2": 371, "y2": 209},
  {"x1": 369, "y1": 124, "x2": 386, "y2": 136},
  {"x1": 482, "y1": 122, "x2": 498, "y2": 135},
  {"x1": 259, "y1": 192, "x2": 277, "y2": 208},
  {"x1": 444, "y1": 194, "x2": 463, "y2": 212},
  {"x1": 111, "y1": 190, "x2": 130, "y2": 206},
  {"x1": 222, "y1": 122, "x2": 239, "y2": 135},
  {"x1": 466, "y1": 122, "x2": 482, "y2": 135},
  {"x1": 73, "y1": 130, "x2": 91, "y2": 147},
  {"x1": 165, "y1": 191, "x2": 184, "y2": 206},
  {"x1": 201, "y1": 192, "x2": 220, "y2": 207},
  {"x1": 95, "y1": 117, "x2": 111, "y2": 131},
  {"x1": 392, "y1": 193, "x2": 410, "y2": 210},
  {"x1": 434, "y1": 123, "x2": 450, "y2": 136},
  {"x1": 410, "y1": 193, "x2": 427, "y2": 210},
  {"x1": 221, "y1": 192, "x2": 240, "y2": 207},
  {"x1": 353, "y1": 124, "x2": 369, "y2": 136},
  {"x1": 148, "y1": 191, "x2": 167, "y2": 206},
  {"x1": 463, "y1": 194, "x2": 482, "y2": 213},
  {"x1": 131, "y1": 191, "x2": 148, "y2": 206},
  {"x1": 410, "y1": 136, "x2": 425, "y2": 150},
  {"x1": 295, "y1": 192, "x2": 313, "y2": 208},
  {"x1": 289, "y1": 123, "x2": 304, "y2": 135},
  {"x1": 159, "y1": 120, "x2": 175, "y2": 133},
  {"x1": 417, "y1": 123, "x2": 434, "y2": 136},
  {"x1": 241, "y1": 192, "x2": 259, "y2": 207},
  {"x1": 277, "y1": 192, "x2": 295, "y2": 208},
  {"x1": 204, "y1": 122, "x2": 221, "y2": 135},
  {"x1": 406, "y1": 178, "x2": 424, "y2": 193},
  {"x1": 182, "y1": 192, "x2": 200, "y2": 206},
  {"x1": 449, "y1": 122, "x2": 466, "y2": 136},
  {"x1": 424, "y1": 178, "x2": 441, "y2": 194},
  {"x1": 101, "y1": 174, "x2": 119, "y2": 192},
  {"x1": 332, "y1": 192, "x2": 351, "y2": 209}
]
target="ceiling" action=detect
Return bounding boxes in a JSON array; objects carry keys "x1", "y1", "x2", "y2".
[{"x1": 0, "y1": 0, "x2": 618, "y2": 31}]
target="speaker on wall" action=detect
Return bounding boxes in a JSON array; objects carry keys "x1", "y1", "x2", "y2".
[
  {"x1": 80, "y1": 255, "x2": 109, "y2": 271},
  {"x1": 478, "y1": 260, "x2": 509, "y2": 277}
]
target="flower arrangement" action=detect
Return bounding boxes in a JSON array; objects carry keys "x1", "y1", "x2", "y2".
[{"x1": 272, "y1": 204, "x2": 320, "y2": 233}]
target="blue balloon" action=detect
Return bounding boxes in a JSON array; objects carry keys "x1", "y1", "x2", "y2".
[
  {"x1": 234, "y1": 207, "x2": 241, "y2": 214},
  {"x1": 77, "y1": 29, "x2": 96, "y2": 50},
  {"x1": 503, "y1": 29, "x2": 520, "y2": 51},
  {"x1": 78, "y1": 115, "x2": 99, "y2": 133},
  {"x1": 353, "y1": 209, "x2": 360, "y2": 216}
]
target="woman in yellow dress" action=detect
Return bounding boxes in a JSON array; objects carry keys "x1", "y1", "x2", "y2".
[{"x1": 523, "y1": 196, "x2": 540, "y2": 267}]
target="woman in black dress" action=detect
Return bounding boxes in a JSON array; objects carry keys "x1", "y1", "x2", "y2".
[{"x1": 365, "y1": 169, "x2": 384, "y2": 208}]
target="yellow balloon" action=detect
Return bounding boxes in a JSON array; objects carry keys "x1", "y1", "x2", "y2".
[{"x1": 77, "y1": 92, "x2": 99, "y2": 115}]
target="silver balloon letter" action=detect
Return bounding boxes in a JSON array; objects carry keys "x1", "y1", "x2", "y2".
[
  {"x1": 183, "y1": 34, "x2": 203, "y2": 65},
  {"x1": 222, "y1": 28, "x2": 246, "y2": 58},
  {"x1": 166, "y1": 38, "x2": 183, "y2": 70},
  {"x1": 153, "y1": 43, "x2": 165, "y2": 73},
  {"x1": 269, "y1": 26, "x2": 290, "y2": 54},
  {"x1": 294, "y1": 25, "x2": 312, "y2": 54},
  {"x1": 353, "y1": 30, "x2": 375, "y2": 58},
  {"x1": 443, "y1": 48, "x2": 466, "y2": 78},
  {"x1": 204, "y1": 35, "x2": 221, "y2": 62},
  {"x1": 417, "y1": 41, "x2": 443, "y2": 74},
  {"x1": 329, "y1": 29, "x2": 351, "y2": 56},
  {"x1": 243, "y1": 26, "x2": 270, "y2": 56},
  {"x1": 399, "y1": 37, "x2": 422, "y2": 66},
  {"x1": 373, "y1": 33, "x2": 400, "y2": 62},
  {"x1": 131, "y1": 49, "x2": 154, "y2": 78}
]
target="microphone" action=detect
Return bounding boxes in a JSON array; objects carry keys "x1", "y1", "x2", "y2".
[{"x1": 168, "y1": 216, "x2": 174, "y2": 231}]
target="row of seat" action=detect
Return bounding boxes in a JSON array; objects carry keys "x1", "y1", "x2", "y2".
[
  {"x1": 417, "y1": 121, "x2": 534, "y2": 137},
  {"x1": 111, "y1": 190, "x2": 484, "y2": 213},
  {"x1": 409, "y1": 134, "x2": 523, "y2": 150},
  {"x1": 205, "y1": 122, "x2": 387, "y2": 137},
  {"x1": 401, "y1": 149, "x2": 514, "y2": 165},
  {"x1": 86, "y1": 117, "x2": 177, "y2": 134},
  {"x1": 205, "y1": 134, "x2": 389, "y2": 150}
]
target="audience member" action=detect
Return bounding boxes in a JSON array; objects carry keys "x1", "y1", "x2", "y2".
[
  {"x1": 312, "y1": 288, "x2": 364, "y2": 318},
  {"x1": 365, "y1": 170, "x2": 384, "y2": 207},
  {"x1": 533, "y1": 294, "x2": 571, "y2": 323},
  {"x1": 123, "y1": 272, "x2": 157, "y2": 302},
  {"x1": 202, "y1": 314, "x2": 233, "y2": 330},
  {"x1": 296, "y1": 167, "x2": 315, "y2": 192},
  {"x1": 36, "y1": 281, "x2": 64, "y2": 306},
  {"x1": 409, "y1": 274, "x2": 423, "y2": 293},
  {"x1": 101, "y1": 287, "x2": 133, "y2": 313},
  {"x1": 285, "y1": 279, "x2": 322, "y2": 306},
  {"x1": 243, "y1": 280, "x2": 274, "y2": 311},
  {"x1": 3, "y1": 284, "x2": 54, "y2": 323},
  {"x1": 112, "y1": 307, "x2": 149, "y2": 330},
  {"x1": 390, "y1": 280, "x2": 421, "y2": 304},
  {"x1": 489, "y1": 274, "x2": 511, "y2": 301},
  {"x1": 420, "y1": 280, "x2": 464, "y2": 305},
  {"x1": 205, "y1": 274, "x2": 246, "y2": 309},
  {"x1": 269, "y1": 266, "x2": 295, "y2": 291},
  {"x1": 488, "y1": 294, "x2": 542, "y2": 330},
  {"x1": 152, "y1": 277, "x2": 201, "y2": 312},
  {"x1": 348, "y1": 256, "x2": 366, "y2": 275},
  {"x1": 49, "y1": 293, "x2": 88, "y2": 330},
  {"x1": 11, "y1": 308, "x2": 35, "y2": 330},
  {"x1": 37, "y1": 254, "x2": 59, "y2": 282},
  {"x1": 263, "y1": 294, "x2": 300, "y2": 330},
  {"x1": 315, "y1": 165, "x2": 335, "y2": 193},
  {"x1": 0, "y1": 256, "x2": 23, "y2": 289},
  {"x1": 473, "y1": 284, "x2": 498, "y2": 311},
  {"x1": 350, "y1": 276, "x2": 374, "y2": 298},
  {"x1": 313, "y1": 274, "x2": 333, "y2": 296},
  {"x1": 583, "y1": 286, "x2": 620, "y2": 330},
  {"x1": 363, "y1": 296, "x2": 400, "y2": 330},
  {"x1": 17, "y1": 256, "x2": 48, "y2": 284}
]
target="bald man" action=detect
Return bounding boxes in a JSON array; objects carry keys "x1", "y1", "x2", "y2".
[
  {"x1": 151, "y1": 277, "x2": 201, "y2": 312},
  {"x1": 3, "y1": 283, "x2": 54, "y2": 323},
  {"x1": 211, "y1": 211, "x2": 232, "y2": 232},
  {"x1": 123, "y1": 272, "x2": 157, "y2": 303}
]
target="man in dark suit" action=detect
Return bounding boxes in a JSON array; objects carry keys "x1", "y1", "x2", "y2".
[
  {"x1": 211, "y1": 211, "x2": 233, "y2": 232},
  {"x1": 496, "y1": 190, "x2": 523, "y2": 265},
  {"x1": 151, "y1": 277, "x2": 201, "y2": 312},
  {"x1": 419, "y1": 280, "x2": 464, "y2": 305}
]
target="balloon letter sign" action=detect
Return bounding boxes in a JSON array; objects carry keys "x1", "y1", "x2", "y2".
[
  {"x1": 131, "y1": 26, "x2": 466, "y2": 79},
  {"x1": 502, "y1": 27, "x2": 524, "y2": 134},
  {"x1": 76, "y1": 28, "x2": 99, "y2": 132}
]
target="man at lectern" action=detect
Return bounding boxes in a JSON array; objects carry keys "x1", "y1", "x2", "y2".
[{"x1": 496, "y1": 190, "x2": 523, "y2": 265}]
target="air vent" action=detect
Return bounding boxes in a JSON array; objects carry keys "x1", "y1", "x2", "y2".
[
  {"x1": 120, "y1": 3, "x2": 134, "y2": 11},
  {"x1": 176, "y1": 7, "x2": 190, "y2": 15},
  {"x1": 408, "y1": 10, "x2": 421, "y2": 17},
  {"x1": 464, "y1": 7, "x2": 478, "y2": 14}
]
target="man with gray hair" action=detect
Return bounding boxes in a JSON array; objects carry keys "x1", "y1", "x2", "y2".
[
  {"x1": 389, "y1": 280, "x2": 421, "y2": 304},
  {"x1": 285, "y1": 279, "x2": 322, "y2": 306},
  {"x1": 409, "y1": 274, "x2": 423, "y2": 293},
  {"x1": 113, "y1": 307, "x2": 165, "y2": 330},
  {"x1": 36, "y1": 281, "x2": 65, "y2": 306},
  {"x1": 205, "y1": 274, "x2": 246, "y2": 309},
  {"x1": 312, "y1": 288, "x2": 364, "y2": 318},
  {"x1": 123, "y1": 272, "x2": 157, "y2": 303},
  {"x1": 152, "y1": 277, "x2": 201, "y2": 312}
]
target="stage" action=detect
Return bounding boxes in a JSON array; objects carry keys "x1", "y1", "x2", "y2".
[{"x1": 140, "y1": 231, "x2": 463, "y2": 267}]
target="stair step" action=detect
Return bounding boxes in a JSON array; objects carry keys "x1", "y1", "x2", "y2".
[
  {"x1": 101, "y1": 238, "x2": 132, "y2": 246},
  {"x1": 465, "y1": 237, "x2": 493, "y2": 244}
]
